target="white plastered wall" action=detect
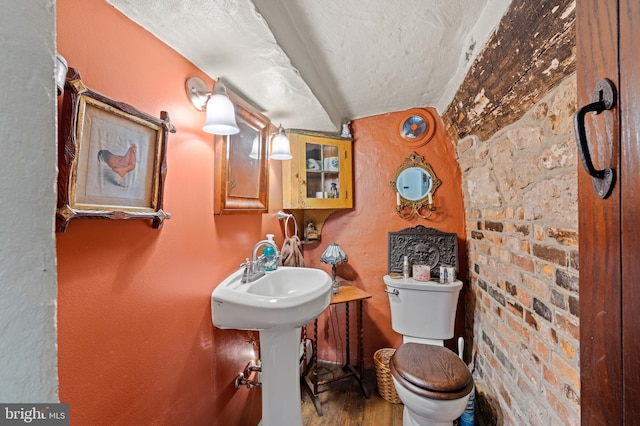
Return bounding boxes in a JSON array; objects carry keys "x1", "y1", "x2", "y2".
[{"x1": 0, "y1": 2, "x2": 59, "y2": 402}]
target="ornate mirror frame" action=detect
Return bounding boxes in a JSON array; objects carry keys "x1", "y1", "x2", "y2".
[
  {"x1": 390, "y1": 151, "x2": 441, "y2": 219},
  {"x1": 214, "y1": 91, "x2": 271, "y2": 214}
]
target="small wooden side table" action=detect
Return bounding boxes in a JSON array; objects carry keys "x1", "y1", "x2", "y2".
[{"x1": 301, "y1": 285, "x2": 372, "y2": 416}]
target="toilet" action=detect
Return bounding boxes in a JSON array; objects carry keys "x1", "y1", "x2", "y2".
[{"x1": 384, "y1": 275, "x2": 473, "y2": 426}]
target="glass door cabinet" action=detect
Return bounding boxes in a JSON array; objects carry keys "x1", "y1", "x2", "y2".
[{"x1": 282, "y1": 130, "x2": 353, "y2": 210}]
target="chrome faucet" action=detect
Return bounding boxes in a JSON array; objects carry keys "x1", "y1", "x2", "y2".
[
  {"x1": 252, "y1": 239, "x2": 279, "y2": 263},
  {"x1": 240, "y1": 239, "x2": 280, "y2": 283}
]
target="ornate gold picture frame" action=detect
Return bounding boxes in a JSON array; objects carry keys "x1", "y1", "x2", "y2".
[{"x1": 56, "y1": 68, "x2": 175, "y2": 232}]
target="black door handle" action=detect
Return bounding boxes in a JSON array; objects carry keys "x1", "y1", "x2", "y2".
[{"x1": 574, "y1": 78, "x2": 616, "y2": 199}]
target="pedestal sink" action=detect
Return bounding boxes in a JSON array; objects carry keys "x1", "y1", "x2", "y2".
[{"x1": 211, "y1": 266, "x2": 332, "y2": 426}]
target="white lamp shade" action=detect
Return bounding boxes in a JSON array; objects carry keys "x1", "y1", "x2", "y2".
[
  {"x1": 202, "y1": 93, "x2": 240, "y2": 135},
  {"x1": 249, "y1": 135, "x2": 260, "y2": 159},
  {"x1": 55, "y1": 53, "x2": 68, "y2": 95},
  {"x1": 270, "y1": 126, "x2": 292, "y2": 160}
]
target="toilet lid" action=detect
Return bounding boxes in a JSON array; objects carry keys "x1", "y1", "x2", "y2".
[{"x1": 389, "y1": 343, "x2": 474, "y2": 400}]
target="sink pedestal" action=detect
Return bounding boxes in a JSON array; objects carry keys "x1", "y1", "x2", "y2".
[
  {"x1": 211, "y1": 267, "x2": 332, "y2": 425},
  {"x1": 259, "y1": 326, "x2": 303, "y2": 426}
]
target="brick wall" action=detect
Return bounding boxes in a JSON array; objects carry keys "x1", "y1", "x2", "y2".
[{"x1": 458, "y1": 75, "x2": 580, "y2": 425}]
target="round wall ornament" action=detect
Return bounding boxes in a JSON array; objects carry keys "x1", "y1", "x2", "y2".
[{"x1": 396, "y1": 108, "x2": 436, "y2": 148}]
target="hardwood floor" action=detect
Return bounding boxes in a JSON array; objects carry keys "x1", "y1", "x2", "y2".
[{"x1": 300, "y1": 362, "x2": 404, "y2": 425}]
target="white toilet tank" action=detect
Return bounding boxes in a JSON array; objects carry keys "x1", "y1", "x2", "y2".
[{"x1": 384, "y1": 275, "x2": 462, "y2": 341}]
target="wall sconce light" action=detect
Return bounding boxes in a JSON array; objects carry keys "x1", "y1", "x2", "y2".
[
  {"x1": 249, "y1": 125, "x2": 292, "y2": 160},
  {"x1": 395, "y1": 191, "x2": 436, "y2": 219},
  {"x1": 185, "y1": 77, "x2": 240, "y2": 135},
  {"x1": 55, "y1": 53, "x2": 68, "y2": 96},
  {"x1": 249, "y1": 135, "x2": 261, "y2": 160},
  {"x1": 270, "y1": 124, "x2": 292, "y2": 160},
  {"x1": 320, "y1": 242, "x2": 348, "y2": 294}
]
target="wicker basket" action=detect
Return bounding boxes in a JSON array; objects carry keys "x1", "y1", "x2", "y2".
[{"x1": 374, "y1": 348, "x2": 402, "y2": 404}]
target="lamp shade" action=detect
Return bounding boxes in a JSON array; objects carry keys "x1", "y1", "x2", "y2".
[
  {"x1": 202, "y1": 82, "x2": 240, "y2": 135},
  {"x1": 249, "y1": 135, "x2": 260, "y2": 159},
  {"x1": 270, "y1": 125, "x2": 292, "y2": 160},
  {"x1": 320, "y1": 243, "x2": 348, "y2": 265},
  {"x1": 55, "y1": 53, "x2": 68, "y2": 96}
]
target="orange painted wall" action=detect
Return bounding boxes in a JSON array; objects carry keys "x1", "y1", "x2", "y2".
[
  {"x1": 304, "y1": 111, "x2": 467, "y2": 365},
  {"x1": 56, "y1": 1, "x2": 280, "y2": 424},
  {"x1": 56, "y1": 2, "x2": 466, "y2": 424}
]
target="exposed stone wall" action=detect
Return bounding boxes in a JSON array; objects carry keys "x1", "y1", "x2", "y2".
[
  {"x1": 459, "y1": 75, "x2": 579, "y2": 425},
  {"x1": 443, "y1": 0, "x2": 575, "y2": 141}
]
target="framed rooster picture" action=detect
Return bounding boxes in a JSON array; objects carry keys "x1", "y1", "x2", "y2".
[{"x1": 56, "y1": 68, "x2": 175, "y2": 232}]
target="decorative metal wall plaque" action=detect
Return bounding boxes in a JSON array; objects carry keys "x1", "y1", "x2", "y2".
[{"x1": 388, "y1": 225, "x2": 458, "y2": 278}]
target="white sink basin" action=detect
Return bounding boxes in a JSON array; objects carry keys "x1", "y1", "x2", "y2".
[
  {"x1": 211, "y1": 266, "x2": 332, "y2": 426},
  {"x1": 211, "y1": 266, "x2": 332, "y2": 330}
]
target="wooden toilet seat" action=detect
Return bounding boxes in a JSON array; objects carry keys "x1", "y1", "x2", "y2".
[{"x1": 389, "y1": 343, "x2": 474, "y2": 400}]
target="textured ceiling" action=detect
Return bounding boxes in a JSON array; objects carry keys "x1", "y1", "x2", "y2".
[{"x1": 107, "y1": 0, "x2": 511, "y2": 132}]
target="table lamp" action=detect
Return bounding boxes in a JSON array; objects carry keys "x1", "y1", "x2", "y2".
[{"x1": 320, "y1": 243, "x2": 348, "y2": 294}]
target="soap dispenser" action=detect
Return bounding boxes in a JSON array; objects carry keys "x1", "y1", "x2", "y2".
[{"x1": 262, "y1": 234, "x2": 278, "y2": 271}]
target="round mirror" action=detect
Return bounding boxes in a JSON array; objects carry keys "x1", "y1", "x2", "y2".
[
  {"x1": 397, "y1": 167, "x2": 432, "y2": 201},
  {"x1": 390, "y1": 152, "x2": 441, "y2": 212},
  {"x1": 395, "y1": 108, "x2": 436, "y2": 148}
]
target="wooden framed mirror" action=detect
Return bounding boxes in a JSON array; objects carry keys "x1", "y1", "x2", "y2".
[
  {"x1": 390, "y1": 151, "x2": 441, "y2": 219},
  {"x1": 214, "y1": 92, "x2": 271, "y2": 214}
]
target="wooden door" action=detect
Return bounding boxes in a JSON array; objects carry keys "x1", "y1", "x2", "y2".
[
  {"x1": 577, "y1": 0, "x2": 640, "y2": 423},
  {"x1": 620, "y1": 0, "x2": 640, "y2": 419}
]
